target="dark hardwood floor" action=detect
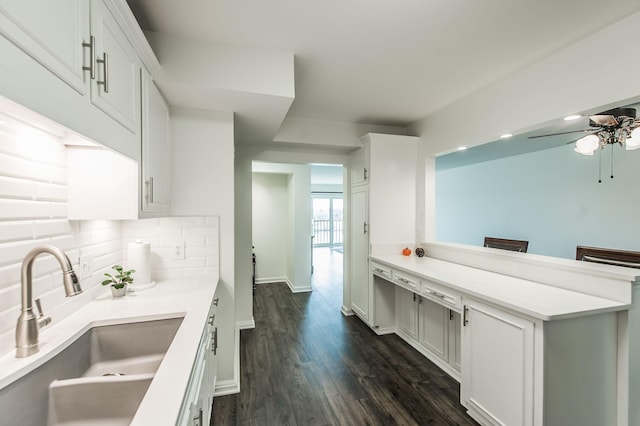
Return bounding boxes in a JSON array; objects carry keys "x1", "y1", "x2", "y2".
[{"x1": 211, "y1": 247, "x2": 478, "y2": 425}]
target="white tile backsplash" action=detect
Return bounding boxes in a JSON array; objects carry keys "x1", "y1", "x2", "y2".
[
  {"x1": 122, "y1": 216, "x2": 219, "y2": 282},
  {"x1": 0, "y1": 109, "x2": 219, "y2": 357}
]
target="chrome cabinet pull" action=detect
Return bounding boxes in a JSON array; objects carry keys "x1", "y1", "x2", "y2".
[
  {"x1": 427, "y1": 289, "x2": 446, "y2": 299},
  {"x1": 213, "y1": 327, "x2": 218, "y2": 355},
  {"x1": 82, "y1": 36, "x2": 95, "y2": 79},
  {"x1": 363, "y1": 222, "x2": 368, "y2": 234},
  {"x1": 373, "y1": 267, "x2": 388, "y2": 276},
  {"x1": 364, "y1": 167, "x2": 368, "y2": 180},
  {"x1": 96, "y1": 52, "x2": 109, "y2": 93},
  {"x1": 208, "y1": 314, "x2": 215, "y2": 326},
  {"x1": 213, "y1": 297, "x2": 220, "y2": 306},
  {"x1": 145, "y1": 177, "x2": 154, "y2": 203},
  {"x1": 463, "y1": 306, "x2": 469, "y2": 326},
  {"x1": 396, "y1": 276, "x2": 410, "y2": 284}
]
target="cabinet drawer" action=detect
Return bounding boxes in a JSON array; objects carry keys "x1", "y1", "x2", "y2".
[
  {"x1": 392, "y1": 270, "x2": 419, "y2": 292},
  {"x1": 371, "y1": 262, "x2": 392, "y2": 280},
  {"x1": 421, "y1": 280, "x2": 461, "y2": 310}
]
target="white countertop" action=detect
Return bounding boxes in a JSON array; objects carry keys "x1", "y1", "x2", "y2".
[
  {"x1": 0, "y1": 275, "x2": 218, "y2": 425},
  {"x1": 371, "y1": 254, "x2": 630, "y2": 321}
]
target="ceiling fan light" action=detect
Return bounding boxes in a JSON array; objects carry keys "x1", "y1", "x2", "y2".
[
  {"x1": 575, "y1": 134, "x2": 600, "y2": 155},
  {"x1": 625, "y1": 128, "x2": 640, "y2": 151}
]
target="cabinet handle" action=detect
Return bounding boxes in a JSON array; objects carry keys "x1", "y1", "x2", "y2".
[
  {"x1": 208, "y1": 314, "x2": 215, "y2": 326},
  {"x1": 363, "y1": 222, "x2": 368, "y2": 234},
  {"x1": 213, "y1": 297, "x2": 220, "y2": 306},
  {"x1": 396, "y1": 276, "x2": 410, "y2": 284},
  {"x1": 463, "y1": 305, "x2": 469, "y2": 326},
  {"x1": 418, "y1": 295, "x2": 423, "y2": 304},
  {"x1": 427, "y1": 289, "x2": 446, "y2": 299},
  {"x1": 96, "y1": 52, "x2": 109, "y2": 93},
  {"x1": 145, "y1": 177, "x2": 154, "y2": 203},
  {"x1": 449, "y1": 309, "x2": 454, "y2": 321},
  {"x1": 193, "y1": 407, "x2": 203, "y2": 426},
  {"x1": 364, "y1": 167, "x2": 368, "y2": 180},
  {"x1": 412, "y1": 292, "x2": 416, "y2": 302},
  {"x1": 82, "y1": 36, "x2": 95, "y2": 79},
  {"x1": 213, "y1": 327, "x2": 218, "y2": 355},
  {"x1": 373, "y1": 267, "x2": 387, "y2": 276}
]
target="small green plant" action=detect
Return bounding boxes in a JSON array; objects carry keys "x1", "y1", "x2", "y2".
[{"x1": 101, "y1": 265, "x2": 135, "y2": 289}]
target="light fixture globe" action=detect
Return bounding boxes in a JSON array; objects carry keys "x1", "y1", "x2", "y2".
[
  {"x1": 575, "y1": 134, "x2": 600, "y2": 155},
  {"x1": 625, "y1": 127, "x2": 640, "y2": 151}
]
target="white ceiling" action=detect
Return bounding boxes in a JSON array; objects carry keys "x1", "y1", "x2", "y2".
[{"x1": 127, "y1": 0, "x2": 640, "y2": 128}]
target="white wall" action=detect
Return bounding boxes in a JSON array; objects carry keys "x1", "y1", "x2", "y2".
[
  {"x1": 169, "y1": 107, "x2": 238, "y2": 392},
  {"x1": 410, "y1": 10, "x2": 640, "y2": 246},
  {"x1": 311, "y1": 164, "x2": 343, "y2": 193},
  {"x1": 251, "y1": 173, "x2": 288, "y2": 283},
  {"x1": 436, "y1": 143, "x2": 640, "y2": 259}
]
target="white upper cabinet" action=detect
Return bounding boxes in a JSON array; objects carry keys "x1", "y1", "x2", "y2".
[
  {"x1": 350, "y1": 142, "x2": 368, "y2": 186},
  {"x1": 0, "y1": 0, "x2": 156, "y2": 162},
  {"x1": 90, "y1": 0, "x2": 140, "y2": 132},
  {"x1": 141, "y1": 73, "x2": 171, "y2": 213},
  {"x1": 0, "y1": 0, "x2": 89, "y2": 95}
]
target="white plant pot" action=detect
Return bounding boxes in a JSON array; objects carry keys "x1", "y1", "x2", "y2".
[{"x1": 110, "y1": 284, "x2": 128, "y2": 297}]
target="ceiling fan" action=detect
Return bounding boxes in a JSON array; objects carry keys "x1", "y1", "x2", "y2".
[{"x1": 528, "y1": 107, "x2": 640, "y2": 155}]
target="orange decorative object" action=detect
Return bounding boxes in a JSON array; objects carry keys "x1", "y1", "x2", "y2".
[{"x1": 402, "y1": 247, "x2": 411, "y2": 256}]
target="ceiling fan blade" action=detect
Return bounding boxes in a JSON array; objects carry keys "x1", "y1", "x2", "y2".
[
  {"x1": 527, "y1": 129, "x2": 594, "y2": 139},
  {"x1": 589, "y1": 114, "x2": 618, "y2": 126}
]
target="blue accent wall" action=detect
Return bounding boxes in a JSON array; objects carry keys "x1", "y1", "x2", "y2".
[{"x1": 436, "y1": 143, "x2": 640, "y2": 259}]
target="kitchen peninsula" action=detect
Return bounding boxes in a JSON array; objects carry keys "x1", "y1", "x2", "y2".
[{"x1": 364, "y1": 242, "x2": 639, "y2": 426}]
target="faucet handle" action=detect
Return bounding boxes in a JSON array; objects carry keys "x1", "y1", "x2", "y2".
[{"x1": 34, "y1": 298, "x2": 52, "y2": 329}]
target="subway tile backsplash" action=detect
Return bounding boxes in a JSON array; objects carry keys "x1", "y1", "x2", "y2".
[{"x1": 0, "y1": 111, "x2": 219, "y2": 356}]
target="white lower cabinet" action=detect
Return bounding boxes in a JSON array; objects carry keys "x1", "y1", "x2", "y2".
[
  {"x1": 461, "y1": 298, "x2": 534, "y2": 426},
  {"x1": 396, "y1": 287, "x2": 418, "y2": 339},
  {"x1": 179, "y1": 296, "x2": 219, "y2": 426},
  {"x1": 419, "y1": 297, "x2": 448, "y2": 360},
  {"x1": 394, "y1": 285, "x2": 461, "y2": 379}
]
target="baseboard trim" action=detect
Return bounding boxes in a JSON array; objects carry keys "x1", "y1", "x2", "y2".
[
  {"x1": 289, "y1": 283, "x2": 312, "y2": 293},
  {"x1": 237, "y1": 318, "x2": 255, "y2": 330},
  {"x1": 341, "y1": 306, "x2": 354, "y2": 316},
  {"x1": 374, "y1": 326, "x2": 396, "y2": 335},
  {"x1": 214, "y1": 379, "x2": 240, "y2": 397},
  {"x1": 255, "y1": 277, "x2": 288, "y2": 285}
]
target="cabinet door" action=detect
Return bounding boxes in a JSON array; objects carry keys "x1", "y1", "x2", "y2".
[
  {"x1": 350, "y1": 186, "x2": 369, "y2": 321},
  {"x1": 461, "y1": 300, "x2": 534, "y2": 426},
  {"x1": 448, "y1": 310, "x2": 461, "y2": 371},
  {"x1": 350, "y1": 144, "x2": 368, "y2": 186},
  {"x1": 396, "y1": 287, "x2": 418, "y2": 340},
  {"x1": 0, "y1": 0, "x2": 90, "y2": 94},
  {"x1": 90, "y1": 0, "x2": 140, "y2": 132},
  {"x1": 418, "y1": 297, "x2": 448, "y2": 360},
  {"x1": 142, "y1": 76, "x2": 171, "y2": 212}
]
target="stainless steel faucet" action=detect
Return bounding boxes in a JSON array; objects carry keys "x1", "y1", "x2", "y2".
[{"x1": 15, "y1": 245, "x2": 82, "y2": 358}]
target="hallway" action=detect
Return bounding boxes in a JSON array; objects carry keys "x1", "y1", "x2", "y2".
[{"x1": 211, "y1": 248, "x2": 477, "y2": 425}]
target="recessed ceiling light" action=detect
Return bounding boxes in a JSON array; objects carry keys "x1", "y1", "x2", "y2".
[
  {"x1": 500, "y1": 133, "x2": 513, "y2": 139},
  {"x1": 564, "y1": 114, "x2": 582, "y2": 121},
  {"x1": 457, "y1": 146, "x2": 467, "y2": 151}
]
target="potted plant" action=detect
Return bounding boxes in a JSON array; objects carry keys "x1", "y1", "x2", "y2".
[{"x1": 101, "y1": 265, "x2": 135, "y2": 297}]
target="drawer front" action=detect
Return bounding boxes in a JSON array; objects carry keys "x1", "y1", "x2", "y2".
[
  {"x1": 392, "y1": 270, "x2": 419, "y2": 292},
  {"x1": 371, "y1": 262, "x2": 392, "y2": 280},
  {"x1": 421, "y1": 279, "x2": 461, "y2": 310}
]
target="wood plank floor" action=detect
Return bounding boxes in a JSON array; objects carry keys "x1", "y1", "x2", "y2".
[{"x1": 211, "y1": 248, "x2": 478, "y2": 425}]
